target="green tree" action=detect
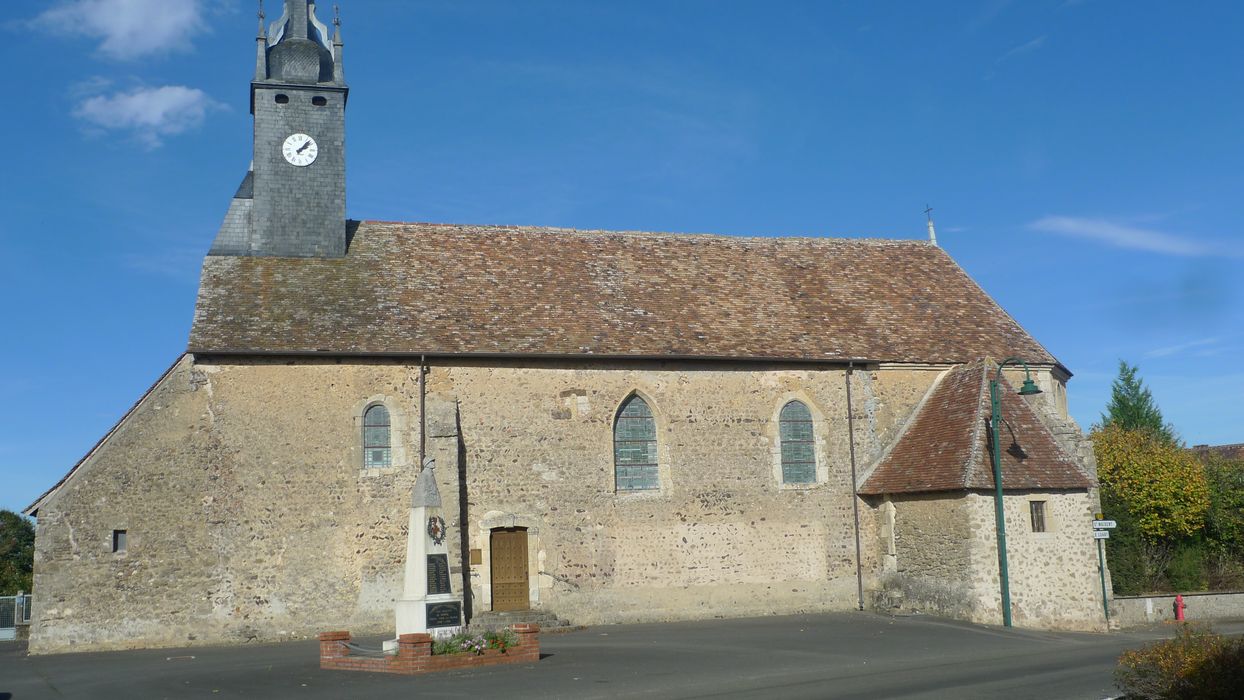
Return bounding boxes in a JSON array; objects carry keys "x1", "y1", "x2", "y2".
[
  {"x1": 1201, "y1": 454, "x2": 1244, "y2": 589},
  {"x1": 1093, "y1": 426, "x2": 1210, "y2": 592},
  {"x1": 1100, "y1": 360, "x2": 1178, "y2": 444},
  {"x1": 0, "y1": 509, "x2": 35, "y2": 594}
]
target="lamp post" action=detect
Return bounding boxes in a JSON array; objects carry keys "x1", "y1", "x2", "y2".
[{"x1": 989, "y1": 357, "x2": 1043, "y2": 628}]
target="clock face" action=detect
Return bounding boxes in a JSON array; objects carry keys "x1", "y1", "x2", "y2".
[{"x1": 282, "y1": 133, "x2": 318, "y2": 167}]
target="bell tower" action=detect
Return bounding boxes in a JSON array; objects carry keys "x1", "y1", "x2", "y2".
[{"x1": 209, "y1": 0, "x2": 348, "y2": 258}]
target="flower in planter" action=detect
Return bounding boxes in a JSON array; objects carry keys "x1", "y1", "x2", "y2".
[{"x1": 460, "y1": 635, "x2": 489, "y2": 655}]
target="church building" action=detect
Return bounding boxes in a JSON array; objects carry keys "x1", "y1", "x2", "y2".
[{"x1": 23, "y1": 1, "x2": 1110, "y2": 653}]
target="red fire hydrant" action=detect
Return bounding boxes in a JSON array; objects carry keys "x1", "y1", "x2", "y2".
[{"x1": 1174, "y1": 594, "x2": 1187, "y2": 621}]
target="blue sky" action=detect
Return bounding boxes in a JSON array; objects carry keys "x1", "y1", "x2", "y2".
[{"x1": 1, "y1": 0, "x2": 1241, "y2": 513}]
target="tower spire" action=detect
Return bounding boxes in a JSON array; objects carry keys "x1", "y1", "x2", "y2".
[
  {"x1": 924, "y1": 204, "x2": 938, "y2": 247},
  {"x1": 331, "y1": 3, "x2": 345, "y2": 83},
  {"x1": 258, "y1": 0, "x2": 343, "y2": 86},
  {"x1": 254, "y1": 1, "x2": 268, "y2": 81},
  {"x1": 285, "y1": 0, "x2": 309, "y2": 40}
]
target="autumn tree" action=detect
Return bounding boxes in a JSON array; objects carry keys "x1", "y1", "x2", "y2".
[
  {"x1": 0, "y1": 509, "x2": 35, "y2": 594},
  {"x1": 1093, "y1": 426, "x2": 1210, "y2": 592},
  {"x1": 1099, "y1": 360, "x2": 1178, "y2": 444}
]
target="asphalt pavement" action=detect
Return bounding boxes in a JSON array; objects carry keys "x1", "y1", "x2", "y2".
[{"x1": 3, "y1": 612, "x2": 1238, "y2": 699}]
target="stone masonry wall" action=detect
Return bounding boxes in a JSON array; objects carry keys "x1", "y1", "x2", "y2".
[
  {"x1": 875, "y1": 491, "x2": 1105, "y2": 632},
  {"x1": 962, "y1": 491, "x2": 1106, "y2": 631},
  {"x1": 878, "y1": 493, "x2": 976, "y2": 619},
  {"x1": 29, "y1": 357, "x2": 940, "y2": 653},
  {"x1": 442, "y1": 361, "x2": 868, "y2": 624}
]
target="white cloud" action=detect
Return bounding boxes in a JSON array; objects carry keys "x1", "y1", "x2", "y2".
[
  {"x1": 30, "y1": 0, "x2": 202, "y2": 60},
  {"x1": 997, "y1": 35, "x2": 1048, "y2": 64},
  {"x1": 1144, "y1": 337, "x2": 1220, "y2": 359},
  {"x1": 74, "y1": 85, "x2": 223, "y2": 148},
  {"x1": 1028, "y1": 216, "x2": 1235, "y2": 257},
  {"x1": 67, "y1": 75, "x2": 115, "y2": 99}
]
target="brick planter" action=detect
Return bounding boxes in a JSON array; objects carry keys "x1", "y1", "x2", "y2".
[{"x1": 319, "y1": 624, "x2": 540, "y2": 675}]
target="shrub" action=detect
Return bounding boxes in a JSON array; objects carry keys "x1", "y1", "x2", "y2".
[
  {"x1": 1166, "y1": 544, "x2": 1207, "y2": 592},
  {"x1": 1115, "y1": 624, "x2": 1244, "y2": 699}
]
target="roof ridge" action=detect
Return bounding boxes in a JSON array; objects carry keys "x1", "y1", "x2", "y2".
[
  {"x1": 961, "y1": 361, "x2": 990, "y2": 489},
  {"x1": 358, "y1": 220, "x2": 931, "y2": 245}
]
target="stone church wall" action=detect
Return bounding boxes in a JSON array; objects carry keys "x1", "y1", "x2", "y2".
[
  {"x1": 440, "y1": 360, "x2": 868, "y2": 625},
  {"x1": 877, "y1": 493, "x2": 977, "y2": 619},
  {"x1": 29, "y1": 357, "x2": 942, "y2": 653}
]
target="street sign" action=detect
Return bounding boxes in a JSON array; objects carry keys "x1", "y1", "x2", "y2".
[
  {"x1": 1093, "y1": 530, "x2": 1110, "y2": 539},
  {"x1": 1093, "y1": 520, "x2": 1117, "y2": 529}
]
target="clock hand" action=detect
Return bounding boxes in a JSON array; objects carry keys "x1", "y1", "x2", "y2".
[{"x1": 297, "y1": 140, "x2": 311, "y2": 154}]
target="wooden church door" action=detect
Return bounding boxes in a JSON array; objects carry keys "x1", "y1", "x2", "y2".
[{"x1": 490, "y1": 527, "x2": 530, "y2": 612}]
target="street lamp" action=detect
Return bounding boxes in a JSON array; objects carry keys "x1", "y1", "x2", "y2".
[{"x1": 990, "y1": 357, "x2": 1042, "y2": 628}]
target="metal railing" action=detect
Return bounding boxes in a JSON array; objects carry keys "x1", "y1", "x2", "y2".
[{"x1": 0, "y1": 594, "x2": 31, "y2": 640}]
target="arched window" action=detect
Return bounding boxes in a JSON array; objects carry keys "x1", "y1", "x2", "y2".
[
  {"x1": 363, "y1": 404, "x2": 392, "y2": 468},
  {"x1": 779, "y1": 401, "x2": 816, "y2": 484},
  {"x1": 614, "y1": 395, "x2": 658, "y2": 491}
]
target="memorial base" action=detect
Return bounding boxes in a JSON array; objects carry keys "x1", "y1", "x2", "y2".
[{"x1": 320, "y1": 625, "x2": 541, "y2": 675}]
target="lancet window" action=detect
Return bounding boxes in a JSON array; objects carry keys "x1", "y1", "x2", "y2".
[{"x1": 614, "y1": 395, "x2": 658, "y2": 491}]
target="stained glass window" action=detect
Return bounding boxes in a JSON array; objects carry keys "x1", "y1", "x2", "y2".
[
  {"x1": 363, "y1": 404, "x2": 392, "y2": 468},
  {"x1": 780, "y1": 401, "x2": 816, "y2": 484},
  {"x1": 614, "y1": 395, "x2": 658, "y2": 491}
]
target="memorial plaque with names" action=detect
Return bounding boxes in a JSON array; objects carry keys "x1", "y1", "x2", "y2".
[
  {"x1": 426, "y1": 601, "x2": 462, "y2": 629},
  {"x1": 427, "y1": 554, "x2": 453, "y2": 595}
]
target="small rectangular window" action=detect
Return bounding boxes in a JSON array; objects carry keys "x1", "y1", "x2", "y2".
[
  {"x1": 1029, "y1": 502, "x2": 1047, "y2": 533},
  {"x1": 112, "y1": 529, "x2": 127, "y2": 553}
]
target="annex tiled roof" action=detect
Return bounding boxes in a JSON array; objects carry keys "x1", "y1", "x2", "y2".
[
  {"x1": 190, "y1": 221, "x2": 1060, "y2": 365},
  {"x1": 859, "y1": 361, "x2": 1090, "y2": 495}
]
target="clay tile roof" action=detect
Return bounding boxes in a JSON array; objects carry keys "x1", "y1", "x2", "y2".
[
  {"x1": 189, "y1": 221, "x2": 1060, "y2": 365},
  {"x1": 859, "y1": 361, "x2": 1090, "y2": 495},
  {"x1": 1192, "y1": 443, "x2": 1244, "y2": 462}
]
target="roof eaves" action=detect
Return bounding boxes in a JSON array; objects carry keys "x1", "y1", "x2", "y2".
[{"x1": 187, "y1": 348, "x2": 885, "y2": 366}]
